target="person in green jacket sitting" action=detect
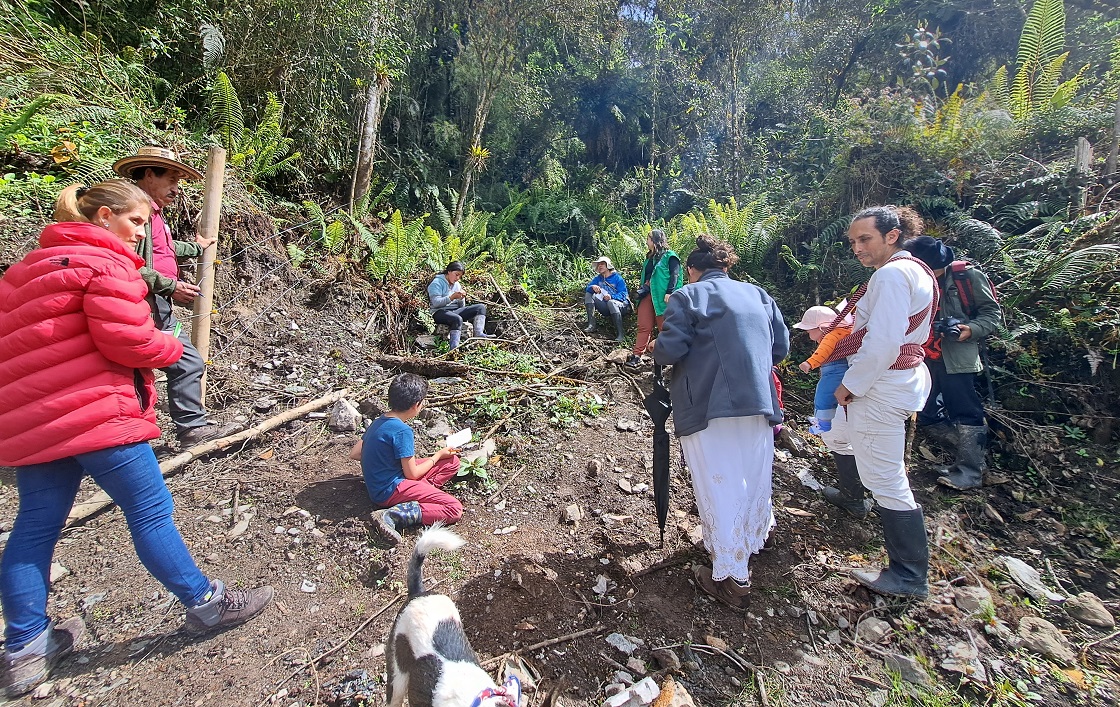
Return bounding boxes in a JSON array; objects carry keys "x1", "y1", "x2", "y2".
[{"x1": 628, "y1": 229, "x2": 680, "y2": 368}]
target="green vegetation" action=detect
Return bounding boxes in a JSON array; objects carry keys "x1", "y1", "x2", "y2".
[{"x1": 1, "y1": 0, "x2": 1118, "y2": 438}]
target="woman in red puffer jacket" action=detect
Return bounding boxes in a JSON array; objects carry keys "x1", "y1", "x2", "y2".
[{"x1": 0, "y1": 180, "x2": 272, "y2": 698}]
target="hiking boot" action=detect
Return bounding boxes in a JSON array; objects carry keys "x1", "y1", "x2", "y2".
[
  {"x1": 2, "y1": 617, "x2": 85, "y2": 698},
  {"x1": 178, "y1": 422, "x2": 244, "y2": 447},
  {"x1": 371, "y1": 501, "x2": 423, "y2": 546},
  {"x1": 624, "y1": 354, "x2": 643, "y2": 369},
  {"x1": 185, "y1": 579, "x2": 274, "y2": 634},
  {"x1": 692, "y1": 565, "x2": 750, "y2": 611}
]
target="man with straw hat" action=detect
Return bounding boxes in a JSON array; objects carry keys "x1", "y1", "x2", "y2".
[{"x1": 113, "y1": 146, "x2": 241, "y2": 447}]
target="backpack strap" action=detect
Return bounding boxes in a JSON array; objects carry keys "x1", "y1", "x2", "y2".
[{"x1": 949, "y1": 261, "x2": 976, "y2": 318}]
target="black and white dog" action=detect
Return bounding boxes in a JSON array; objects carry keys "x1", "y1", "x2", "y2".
[{"x1": 385, "y1": 524, "x2": 521, "y2": 707}]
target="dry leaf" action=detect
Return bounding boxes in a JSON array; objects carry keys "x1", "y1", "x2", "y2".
[
  {"x1": 515, "y1": 622, "x2": 537, "y2": 631},
  {"x1": 258, "y1": 448, "x2": 275, "y2": 460},
  {"x1": 918, "y1": 444, "x2": 937, "y2": 461},
  {"x1": 783, "y1": 506, "x2": 816, "y2": 518}
]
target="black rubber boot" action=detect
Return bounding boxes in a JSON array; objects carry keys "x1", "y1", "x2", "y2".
[
  {"x1": 852, "y1": 506, "x2": 929, "y2": 598},
  {"x1": 610, "y1": 307, "x2": 625, "y2": 342},
  {"x1": 937, "y1": 425, "x2": 987, "y2": 490},
  {"x1": 920, "y1": 420, "x2": 958, "y2": 450},
  {"x1": 583, "y1": 303, "x2": 596, "y2": 333},
  {"x1": 371, "y1": 500, "x2": 423, "y2": 546},
  {"x1": 822, "y1": 454, "x2": 873, "y2": 519}
]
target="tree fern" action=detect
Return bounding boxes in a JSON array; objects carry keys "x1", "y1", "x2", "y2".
[
  {"x1": 369, "y1": 210, "x2": 426, "y2": 281},
  {"x1": 209, "y1": 71, "x2": 244, "y2": 152},
  {"x1": 200, "y1": 23, "x2": 225, "y2": 70}
]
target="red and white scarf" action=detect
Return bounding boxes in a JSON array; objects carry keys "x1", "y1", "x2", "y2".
[{"x1": 822, "y1": 252, "x2": 939, "y2": 370}]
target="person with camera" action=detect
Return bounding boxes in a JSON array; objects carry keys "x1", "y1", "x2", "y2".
[
  {"x1": 627, "y1": 229, "x2": 680, "y2": 368},
  {"x1": 905, "y1": 236, "x2": 1002, "y2": 491}
]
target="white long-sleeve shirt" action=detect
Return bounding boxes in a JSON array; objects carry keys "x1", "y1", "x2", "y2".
[{"x1": 842, "y1": 251, "x2": 934, "y2": 410}]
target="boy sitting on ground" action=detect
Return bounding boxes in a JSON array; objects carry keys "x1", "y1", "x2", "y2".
[{"x1": 349, "y1": 374, "x2": 463, "y2": 545}]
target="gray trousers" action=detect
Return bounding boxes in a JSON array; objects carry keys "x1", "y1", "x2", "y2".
[{"x1": 152, "y1": 295, "x2": 207, "y2": 432}]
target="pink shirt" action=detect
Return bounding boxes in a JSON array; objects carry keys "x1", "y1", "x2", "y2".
[{"x1": 149, "y1": 202, "x2": 180, "y2": 281}]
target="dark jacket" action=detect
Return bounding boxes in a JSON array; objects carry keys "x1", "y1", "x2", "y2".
[
  {"x1": 938, "y1": 266, "x2": 1001, "y2": 375},
  {"x1": 653, "y1": 270, "x2": 790, "y2": 436}
]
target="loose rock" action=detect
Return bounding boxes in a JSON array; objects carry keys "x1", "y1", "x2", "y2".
[
  {"x1": 952, "y1": 585, "x2": 993, "y2": 614},
  {"x1": 328, "y1": 399, "x2": 362, "y2": 432},
  {"x1": 882, "y1": 654, "x2": 936, "y2": 685},
  {"x1": 855, "y1": 617, "x2": 891, "y2": 643},
  {"x1": 1065, "y1": 592, "x2": 1115, "y2": 629},
  {"x1": 651, "y1": 648, "x2": 681, "y2": 672},
  {"x1": 1018, "y1": 616, "x2": 1076, "y2": 666}
]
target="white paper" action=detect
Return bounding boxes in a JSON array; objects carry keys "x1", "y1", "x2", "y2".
[{"x1": 446, "y1": 428, "x2": 472, "y2": 449}]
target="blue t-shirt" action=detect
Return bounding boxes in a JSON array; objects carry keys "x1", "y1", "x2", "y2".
[{"x1": 361, "y1": 416, "x2": 416, "y2": 505}]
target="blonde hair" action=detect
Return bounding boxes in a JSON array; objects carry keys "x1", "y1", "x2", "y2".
[{"x1": 54, "y1": 180, "x2": 150, "y2": 223}]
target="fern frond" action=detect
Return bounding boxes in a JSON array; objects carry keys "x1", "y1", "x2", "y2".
[
  {"x1": 324, "y1": 220, "x2": 347, "y2": 254},
  {"x1": 209, "y1": 71, "x2": 244, "y2": 152},
  {"x1": 200, "y1": 23, "x2": 225, "y2": 70},
  {"x1": 1016, "y1": 0, "x2": 1065, "y2": 72},
  {"x1": 992, "y1": 65, "x2": 1010, "y2": 111},
  {"x1": 286, "y1": 243, "x2": 307, "y2": 268},
  {"x1": 303, "y1": 200, "x2": 326, "y2": 245}
]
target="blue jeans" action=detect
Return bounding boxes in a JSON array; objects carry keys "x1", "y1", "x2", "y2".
[
  {"x1": 0, "y1": 443, "x2": 211, "y2": 650},
  {"x1": 814, "y1": 360, "x2": 849, "y2": 420}
]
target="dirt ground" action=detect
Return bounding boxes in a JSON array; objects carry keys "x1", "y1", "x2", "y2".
[{"x1": 1, "y1": 254, "x2": 1119, "y2": 707}]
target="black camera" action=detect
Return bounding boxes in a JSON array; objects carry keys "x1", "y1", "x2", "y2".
[
  {"x1": 933, "y1": 317, "x2": 964, "y2": 341},
  {"x1": 634, "y1": 285, "x2": 651, "y2": 301}
]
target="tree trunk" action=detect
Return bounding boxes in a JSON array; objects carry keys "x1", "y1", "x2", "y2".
[
  {"x1": 350, "y1": 77, "x2": 387, "y2": 211},
  {"x1": 455, "y1": 96, "x2": 491, "y2": 226}
]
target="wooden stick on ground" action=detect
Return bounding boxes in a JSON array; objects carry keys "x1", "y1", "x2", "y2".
[
  {"x1": 487, "y1": 272, "x2": 545, "y2": 358},
  {"x1": 65, "y1": 388, "x2": 350, "y2": 528},
  {"x1": 486, "y1": 466, "x2": 526, "y2": 504},
  {"x1": 480, "y1": 625, "x2": 605, "y2": 669}
]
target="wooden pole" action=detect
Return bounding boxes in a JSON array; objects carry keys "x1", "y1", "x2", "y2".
[
  {"x1": 192, "y1": 146, "x2": 227, "y2": 403},
  {"x1": 1074, "y1": 137, "x2": 1093, "y2": 215},
  {"x1": 1106, "y1": 97, "x2": 1120, "y2": 177},
  {"x1": 64, "y1": 389, "x2": 349, "y2": 528}
]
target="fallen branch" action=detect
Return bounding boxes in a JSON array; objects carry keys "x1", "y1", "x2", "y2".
[
  {"x1": 486, "y1": 466, "x2": 527, "y2": 504},
  {"x1": 1079, "y1": 629, "x2": 1120, "y2": 664},
  {"x1": 65, "y1": 389, "x2": 349, "y2": 528},
  {"x1": 630, "y1": 554, "x2": 693, "y2": 579},
  {"x1": 260, "y1": 591, "x2": 407, "y2": 707},
  {"x1": 487, "y1": 272, "x2": 545, "y2": 358},
  {"x1": 480, "y1": 625, "x2": 605, "y2": 669}
]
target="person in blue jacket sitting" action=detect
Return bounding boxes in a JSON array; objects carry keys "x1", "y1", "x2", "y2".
[
  {"x1": 427, "y1": 261, "x2": 495, "y2": 349},
  {"x1": 583, "y1": 256, "x2": 631, "y2": 342}
]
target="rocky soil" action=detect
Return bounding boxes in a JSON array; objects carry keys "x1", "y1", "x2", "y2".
[{"x1": 0, "y1": 235, "x2": 1118, "y2": 707}]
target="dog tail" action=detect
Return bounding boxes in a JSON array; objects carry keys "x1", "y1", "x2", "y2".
[{"x1": 407, "y1": 522, "x2": 466, "y2": 597}]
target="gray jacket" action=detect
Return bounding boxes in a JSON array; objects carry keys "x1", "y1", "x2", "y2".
[{"x1": 653, "y1": 270, "x2": 790, "y2": 437}]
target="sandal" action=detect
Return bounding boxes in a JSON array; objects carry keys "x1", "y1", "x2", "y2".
[{"x1": 692, "y1": 565, "x2": 750, "y2": 611}]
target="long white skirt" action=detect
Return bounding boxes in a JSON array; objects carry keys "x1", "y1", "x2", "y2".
[{"x1": 680, "y1": 415, "x2": 775, "y2": 583}]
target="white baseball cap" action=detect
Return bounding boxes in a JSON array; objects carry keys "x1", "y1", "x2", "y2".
[{"x1": 793, "y1": 306, "x2": 839, "y2": 330}]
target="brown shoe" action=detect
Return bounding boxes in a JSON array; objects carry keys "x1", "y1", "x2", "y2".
[
  {"x1": 3, "y1": 617, "x2": 85, "y2": 697},
  {"x1": 177, "y1": 422, "x2": 244, "y2": 447},
  {"x1": 184, "y1": 580, "x2": 274, "y2": 634},
  {"x1": 692, "y1": 565, "x2": 750, "y2": 611}
]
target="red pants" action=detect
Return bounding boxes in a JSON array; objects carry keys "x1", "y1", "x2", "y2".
[
  {"x1": 382, "y1": 456, "x2": 463, "y2": 524},
  {"x1": 633, "y1": 296, "x2": 665, "y2": 356}
]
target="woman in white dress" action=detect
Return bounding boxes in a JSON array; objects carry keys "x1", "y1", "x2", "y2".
[{"x1": 651, "y1": 236, "x2": 789, "y2": 609}]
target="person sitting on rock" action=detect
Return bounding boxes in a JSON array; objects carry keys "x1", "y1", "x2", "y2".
[
  {"x1": 350, "y1": 374, "x2": 463, "y2": 545},
  {"x1": 583, "y1": 256, "x2": 631, "y2": 343},
  {"x1": 427, "y1": 261, "x2": 494, "y2": 350}
]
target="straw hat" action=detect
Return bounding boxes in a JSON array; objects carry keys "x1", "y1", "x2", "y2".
[{"x1": 112, "y1": 146, "x2": 204, "y2": 181}]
